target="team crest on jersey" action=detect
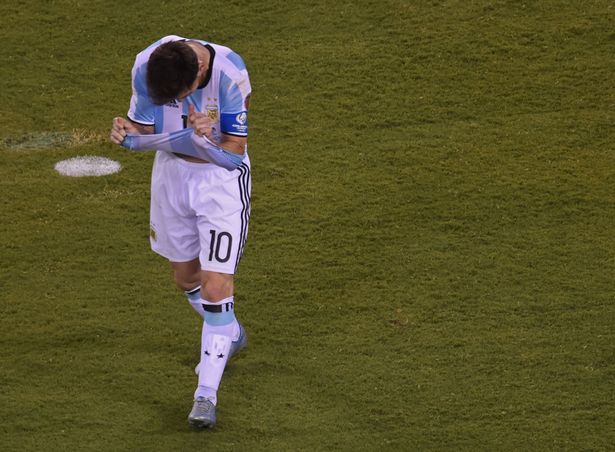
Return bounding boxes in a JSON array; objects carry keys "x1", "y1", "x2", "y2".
[{"x1": 205, "y1": 105, "x2": 219, "y2": 121}]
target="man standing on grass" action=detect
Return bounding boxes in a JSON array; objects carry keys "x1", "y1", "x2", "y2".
[{"x1": 109, "y1": 35, "x2": 252, "y2": 429}]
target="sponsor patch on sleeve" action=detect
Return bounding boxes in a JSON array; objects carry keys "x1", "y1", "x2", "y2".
[{"x1": 220, "y1": 111, "x2": 248, "y2": 136}]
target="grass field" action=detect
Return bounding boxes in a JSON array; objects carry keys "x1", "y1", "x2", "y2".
[{"x1": 1, "y1": 1, "x2": 614, "y2": 450}]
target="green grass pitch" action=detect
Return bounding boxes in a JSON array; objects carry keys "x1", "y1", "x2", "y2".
[{"x1": 1, "y1": 1, "x2": 614, "y2": 450}]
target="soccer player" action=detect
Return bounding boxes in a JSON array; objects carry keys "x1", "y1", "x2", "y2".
[{"x1": 109, "y1": 35, "x2": 252, "y2": 429}]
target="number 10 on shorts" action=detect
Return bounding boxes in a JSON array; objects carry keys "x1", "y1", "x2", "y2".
[{"x1": 208, "y1": 229, "x2": 233, "y2": 263}]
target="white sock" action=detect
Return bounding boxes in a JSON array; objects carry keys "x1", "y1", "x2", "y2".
[
  {"x1": 194, "y1": 297, "x2": 238, "y2": 404},
  {"x1": 184, "y1": 286, "x2": 205, "y2": 318}
]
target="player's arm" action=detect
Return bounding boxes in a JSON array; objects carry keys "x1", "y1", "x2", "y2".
[
  {"x1": 110, "y1": 117, "x2": 153, "y2": 145},
  {"x1": 129, "y1": 119, "x2": 154, "y2": 135},
  {"x1": 215, "y1": 65, "x2": 251, "y2": 155},
  {"x1": 218, "y1": 133, "x2": 246, "y2": 155},
  {"x1": 121, "y1": 128, "x2": 245, "y2": 170},
  {"x1": 110, "y1": 58, "x2": 156, "y2": 144},
  {"x1": 188, "y1": 105, "x2": 246, "y2": 155}
]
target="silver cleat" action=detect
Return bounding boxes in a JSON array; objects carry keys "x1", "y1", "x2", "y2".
[{"x1": 188, "y1": 396, "x2": 216, "y2": 429}]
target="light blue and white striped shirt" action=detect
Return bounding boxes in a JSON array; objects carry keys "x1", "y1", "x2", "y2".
[{"x1": 126, "y1": 35, "x2": 251, "y2": 160}]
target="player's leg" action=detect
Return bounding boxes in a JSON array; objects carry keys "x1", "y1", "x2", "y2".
[
  {"x1": 172, "y1": 258, "x2": 201, "y2": 290},
  {"x1": 171, "y1": 259, "x2": 206, "y2": 317},
  {"x1": 150, "y1": 153, "x2": 206, "y2": 317},
  {"x1": 187, "y1": 270, "x2": 248, "y2": 428},
  {"x1": 198, "y1": 270, "x2": 242, "y2": 355},
  {"x1": 188, "y1": 162, "x2": 251, "y2": 429},
  {"x1": 193, "y1": 271, "x2": 238, "y2": 396}
]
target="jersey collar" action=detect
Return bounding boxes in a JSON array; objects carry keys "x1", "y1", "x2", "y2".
[{"x1": 198, "y1": 44, "x2": 215, "y2": 89}]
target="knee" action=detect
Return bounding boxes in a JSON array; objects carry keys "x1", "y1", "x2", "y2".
[
  {"x1": 200, "y1": 272, "x2": 234, "y2": 302},
  {"x1": 174, "y1": 274, "x2": 199, "y2": 291},
  {"x1": 172, "y1": 261, "x2": 201, "y2": 291}
]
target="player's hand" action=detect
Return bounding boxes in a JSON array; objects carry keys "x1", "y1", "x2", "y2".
[
  {"x1": 110, "y1": 117, "x2": 138, "y2": 145},
  {"x1": 188, "y1": 104, "x2": 213, "y2": 138}
]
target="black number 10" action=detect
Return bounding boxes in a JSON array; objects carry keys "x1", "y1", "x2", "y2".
[{"x1": 208, "y1": 230, "x2": 232, "y2": 263}]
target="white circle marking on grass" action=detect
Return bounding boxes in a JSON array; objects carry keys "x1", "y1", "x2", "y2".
[{"x1": 55, "y1": 156, "x2": 122, "y2": 177}]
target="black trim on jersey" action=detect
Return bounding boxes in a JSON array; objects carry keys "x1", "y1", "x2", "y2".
[
  {"x1": 222, "y1": 131, "x2": 249, "y2": 138},
  {"x1": 234, "y1": 163, "x2": 251, "y2": 272},
  {"x1": 198, "y1": 44, "x2": 216, "y2": 89},
  {"x1": 128, "y1": 117, "x2": 154, "y2": 127}
]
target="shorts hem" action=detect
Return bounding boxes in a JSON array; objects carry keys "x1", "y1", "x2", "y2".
[{"x1": 151, "y1": 246, "x2": 199, "y2": 263}]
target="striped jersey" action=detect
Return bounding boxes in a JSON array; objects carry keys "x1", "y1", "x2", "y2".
[{"x1": 127, "y1": 35, "x2": 251, "y2": 143}]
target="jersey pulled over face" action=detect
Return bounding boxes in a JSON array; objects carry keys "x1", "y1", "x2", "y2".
[{"x1": 128, "y1": 35, "x2": 251, "y2": 143}]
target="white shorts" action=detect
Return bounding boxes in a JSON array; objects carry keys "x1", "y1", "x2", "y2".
[{"x1": 149, "y1": 151, "x2": 251, "y2": 274}]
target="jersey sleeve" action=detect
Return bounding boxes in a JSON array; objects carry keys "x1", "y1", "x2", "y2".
[
  {"x1": 219, "y1": 63, "x2": 251, "y2": 137},
  {"x1": 127, "y1": 59, "x2": 155, "y2": 126},
  {"x1": 121, "y1": 128, "x2": 245, "y2": 171}
]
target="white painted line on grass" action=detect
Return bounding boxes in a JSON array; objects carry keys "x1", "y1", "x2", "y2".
[{"x1": 54, "y1": 156, "x2": 122, "y2": 177}]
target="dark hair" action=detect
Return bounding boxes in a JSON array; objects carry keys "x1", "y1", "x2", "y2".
[{"x1": 146, "y1": 41, "x2": 198, "y2": 105}]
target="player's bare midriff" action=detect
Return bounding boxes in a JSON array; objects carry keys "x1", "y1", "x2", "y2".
[{"x1": 173, "y1": 153, "x2": 210, "y2": 164}]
